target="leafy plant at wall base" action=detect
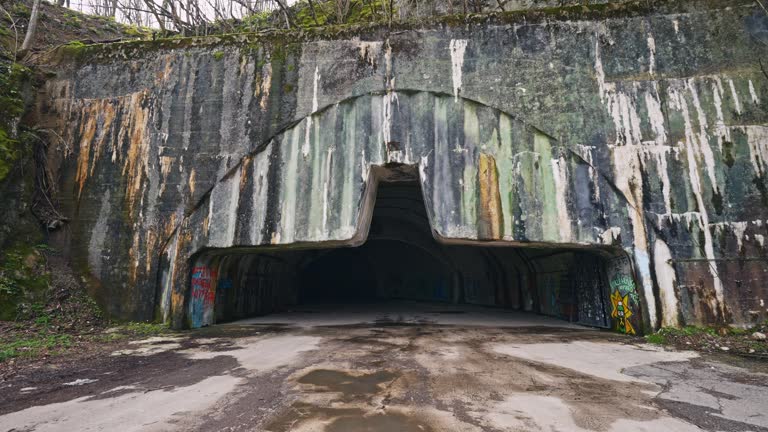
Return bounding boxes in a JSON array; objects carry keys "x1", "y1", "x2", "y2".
[{"x1": 0, "y1": 61, "x2": 30, "y2": 183}]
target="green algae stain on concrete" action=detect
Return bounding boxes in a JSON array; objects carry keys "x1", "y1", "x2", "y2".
[{"x1": 533, "y1": 131, "x2": 558, "y2": 242}]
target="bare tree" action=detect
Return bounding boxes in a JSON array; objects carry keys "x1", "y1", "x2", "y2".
[{"x1": 21, "y1": 0, "x2": 41, "y2": 51}]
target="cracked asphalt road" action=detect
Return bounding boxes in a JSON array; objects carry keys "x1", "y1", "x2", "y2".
[{"x1": 1, "y1": 303, "x2": 767, "y2": 432}]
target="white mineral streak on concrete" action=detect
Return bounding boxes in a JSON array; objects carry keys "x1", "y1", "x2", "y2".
[
  {"x1": 595, "y1": 37, "x2": 657, "y2": 326},
  {"x1": 645, "y1": 87, "x2": 667, "y2": 145},
  {"x1": 669, "y1": 85, "x2": 724, "y2": 317},
  {"x1": 181, "y1": 61, "x2": 197, "y2": 151},
  {"x1": 207, "y1": 168, "x2": 242, "y2": 247},
  {"x1": 449, "y1": 39, "x2": 468, "y2": 102},
  {"x1": 339, "y1": 107, "x2": 357, "y2": 233},
  {"x1": 419, "y1": 155, "x2": 429, "y2": 187},
  {"x1": 88, "y1": 190, "x2": 111, "y2": 277},
  {"x1": 654, "y1": 238, "x2": 679, "y2": 328},
  {"x1": 357, "y1": 40, "x2": 382, "y2": 67},
  {"x1": 303, "y1": 116, "x2": 312, "y2": 158},
  {"x1": 382, "y1": 91, "x2": 399, "y2": 160},
  {"x1": 302, "y1": 66, "x2": 320, "y2": 158},
  {"x1": 653, "y1": 211, "x2": 706, "y2": 230},
  {"x1": 756, "y1": 234, "x2": 765, "y2": 248},
  {"x1": 595, "y1": 39, "x2": 642, "y2": 146},
  {"x1": 741, "y1": 125, "x2": 768, "y2": 175},
  {"x1": 712, "y1": 221, "x2": 749, "y2": 251},
  {"x1": 644, "y1": 87, "x2": 673, "y2": 214},
  {"x1": 749, "y1": 80, "x2": 760, "y2": 104},
  {"x1": 206, "y1": 189, "x2": 214, "y2": 238},
  {"x1": 599, "y1": 227, "x2": 621, "y2": 245},
  {"x1": 384, "y1": 39, "x2": 394, "y2": 90},
  {"x1": 159, "y1": 232, "x2": 178, "y2": 323},
  {"x1": 250, "y1": 145, "x2": 272, "y2": 244},
  {"x1": 227, "y1": 168, "x2": 242, "y2": 245},
  {"x1": 729, "y1": 79, "x2": 742, "y2": 114},
  {"x1": 361, "y1": 147, "x2": 368, "y2": 182},
  {"x1": 497, "y1": 114, "x2": 515, "y2": 239},
  {"x1": 733, "y1": 222, "x2": 748, "y2": 250},
  {"x1": 280, "y1": 126, "x2": 302, "y2": 243},
  {"x1": 642, "y1": 147, "x2": 674, "y2": 215},
  {"x1": 219, "y1": 54, "x2": 239, "y2": 155},
  {"x1": 712, "y1": 80, "x2": 731, "y2": 146},
  {"x1": 312, "y1": 65, "x2": 320, "y2": 112},
  {"x1": 550, "y1": 157, "x2": 572, "y2": 241},
  {"x1": 322, "y1": 146, "x2": 334, "y2": 234},
  {"x1": 576, "y1": 144, "x2": 601, "y2": 201},
  {"x1": 491, "y1": 341, "x2": 697, "y2": 383},
  {"x1": 647, "y1": 34, "x2": 656, "y2": 76},
  {"x1": 687, "y1": 79, "x2": 719, "y2": 192}
]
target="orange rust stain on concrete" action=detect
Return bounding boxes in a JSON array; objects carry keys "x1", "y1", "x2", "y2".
[
  {"x1": 188, "y1": 169, "x2": 197, "y2": 198},
  {"x1": 74, "y1": 100, "x2": 117, "y2": 199},
  {"x1": 74, "y1": 105, "x2": 98, "y2": 199},
  {"x1": 120, "y1": 91, "x2": 151, "y2": 213},
  {"x1": 155, "y1": 56, "x2": 174, "y2": 84},
  {"x1": 477, "y1": 153, "x2": 503, "y2": 240},
  {"x1": 90, "y1": 103, "x2": 116, "y2": 175},
  {"x1": 239, "y1": 157, "x2": 252, "y2": 191}
]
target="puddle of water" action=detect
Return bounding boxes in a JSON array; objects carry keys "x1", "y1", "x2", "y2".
[
  {"x1": 266, "y1": 402, "x2": 433, "y2": 432},
  {"x1": 297, "y1": 369, "x2": 397, "y2": 398},
  {"x1": 325, "y1": 412, "x2": 434, "y2": 432}
]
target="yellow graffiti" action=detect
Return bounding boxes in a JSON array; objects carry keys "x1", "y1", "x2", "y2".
[{"x1": 610, "y1": 290, "x2": 636, "y2": 335}]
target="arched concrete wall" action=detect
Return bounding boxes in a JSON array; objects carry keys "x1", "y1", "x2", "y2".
[{"x1": 157, "y1": 92, "x2": 639, "y2": 329}]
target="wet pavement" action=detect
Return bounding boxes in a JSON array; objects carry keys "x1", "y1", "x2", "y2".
[{"x1": 1, "y1": 303, "x2": 767, "y2": 432}]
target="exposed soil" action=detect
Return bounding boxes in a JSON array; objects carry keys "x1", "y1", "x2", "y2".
[
  {"x1": 1, "y1": 0, "x2": 147, "y2": 59},
  {"x1": 0, "y1": 251, "x2": 170, "y2": 381},
  {"x1": 648, "y1": 323, "x2": 768, "y2": 360}
]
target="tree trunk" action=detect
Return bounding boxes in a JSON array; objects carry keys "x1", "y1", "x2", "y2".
[{"x1": 21, "y1": 0, "x2": 41, "y2": 51}]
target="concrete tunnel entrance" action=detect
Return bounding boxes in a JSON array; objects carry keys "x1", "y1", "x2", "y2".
[{"x1": 188, "y1": 179, "x2": 629, "y2": 330}]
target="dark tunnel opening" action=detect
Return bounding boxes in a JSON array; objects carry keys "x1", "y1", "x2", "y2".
[{"x1": 191, "y1": 181, "x2": 621, "y2": 329}]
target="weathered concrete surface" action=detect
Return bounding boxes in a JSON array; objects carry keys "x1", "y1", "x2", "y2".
[
  {"x1": 1, "y1": 303, "x2": 767, "y2": 432},
  {"x1": 33, "y1": 0, "x2": 768, "y2": 330}
]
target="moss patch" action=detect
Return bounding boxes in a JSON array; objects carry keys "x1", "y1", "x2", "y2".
[{"x1": 46, "y1": 0, "x2": 750, "y2": 66}]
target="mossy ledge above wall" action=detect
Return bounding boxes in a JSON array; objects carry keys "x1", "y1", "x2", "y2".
[{"x1": 43, "y1": 0, "x2": 752, "y2": 67}]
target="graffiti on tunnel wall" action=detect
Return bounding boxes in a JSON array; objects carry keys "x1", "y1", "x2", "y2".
[
  {"x1": 190, "y1": 266, "x2": 218, "y2": 328},
  {"x1": 606, "y1": 256, "x2": 640, "y2": 335},
  {"x1": 610, "y1": 288, "x2": 636, "y2": 335}
]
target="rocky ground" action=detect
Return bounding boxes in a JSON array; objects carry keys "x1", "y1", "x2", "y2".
[
  {"x1": 0, "y1": 303, "x2": 766, "y2": 432},
  {"x1": 646, "y1": 323, "x2": 768, "y2": 360}
]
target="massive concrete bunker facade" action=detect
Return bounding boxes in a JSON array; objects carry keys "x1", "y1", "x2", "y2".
[{"x1": 36, "y1": 0, "x2": 768, "y2": 333}]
